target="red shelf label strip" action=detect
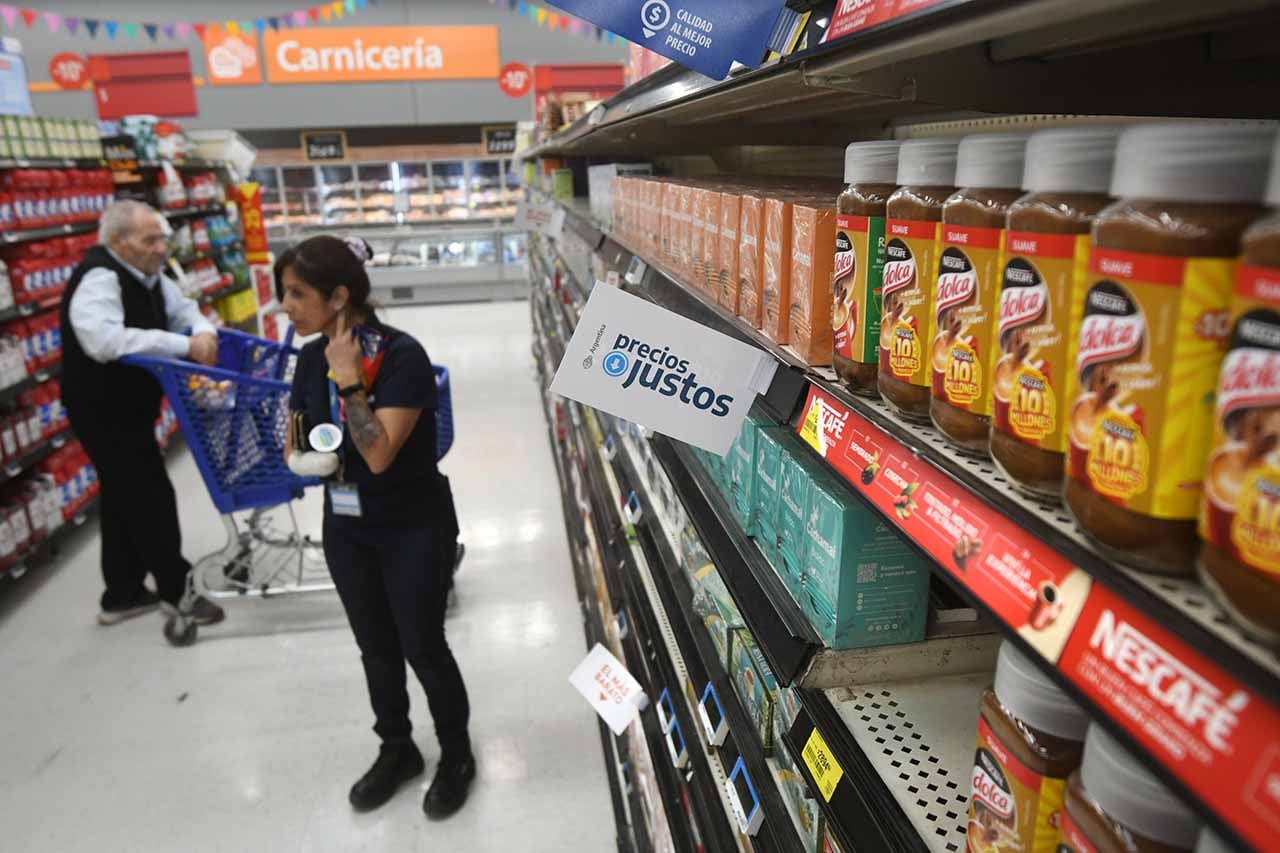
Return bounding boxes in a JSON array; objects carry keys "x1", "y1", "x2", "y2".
[{"x1": 795, "y1": 385, "x2": 1280, "y2": 849}]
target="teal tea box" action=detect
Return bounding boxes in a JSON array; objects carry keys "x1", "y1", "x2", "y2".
[
  {"x1": 752, "y1": 426, "x2": 789, "y2": 568},
  {"x1": 729, "y1": 628, "x2": 777, "y2": 753},
  {"x1": 776, "y1": 450, "x2": 827, "y2": 603},
  {"x1": 728, "y1": 415, "x2": 764, "y2": 533},
  {"x1": 801, "y1": 473, "x2": 930, "y2": 649}
]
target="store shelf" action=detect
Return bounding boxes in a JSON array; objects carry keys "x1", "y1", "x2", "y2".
[
  {"x1": 136, "y1": 158, "x2": 225, "y2": 171},
  {"x1": 531, "y1": 189, "x2": 1280, "y2": 850},
  {"x1": 603, "y1": 419, "x2": 811, "y2": 853},
  {"x1": 0, "y1": 427, "x2": 71, "y2": 487},
  {"x1": 517, "y1": 0, "x2": 1280, "y2": 160},
  {"x1": 0, "y1": 221, "x2": 96, "y2": 245},
  {"x1": 163, "y1": 205, "x2": 225, "y2": 222},
  {"x1": 196, "y1": 281, "x2": 251, "y2": 307},
  {"x1": 0, "y1": 363, "x2": 60, "y2": 407},
  {"x1": 0, "y1": 157, "x2": 105, "y2": 169},
  {"x1": 0, "y1": 494, "x2": 99, "y2": 587}
]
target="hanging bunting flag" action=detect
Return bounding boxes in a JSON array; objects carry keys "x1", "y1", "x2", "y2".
[
  {"x1": 44, "y1": 11, "x2": 60, "y2": 32},
  {"x1": 255, "y1": 19, "x2": 267, "y2": 33},
  {"x1": 143, "y1": 23, "x2": 157, "y2": 40},
  {"x1": 548, "y1": 13, "x2": 559, "y2": 28},
  {"x1": 225, "y1": 20, "x2": 239, "y2": 36},
  {"x1": 320, "y1": 5, "x2": 333, "y2": 21},
  {"x1": 292, "y1": 10, "x2": 307, "y2": 26},
  {"x1": 331, "y1": 1, "x2": 344, "y2": 20},
  {"x1": 307, "y1": 7, "x2": 320, "y2": 24},
  {"x1": 517, "y1": 2, "x2": 528, "y2": 15},
  {"x1": 267, "y1": 17, "x2": 279, "y2": 30},
  {"x1": 569, "y1": 18, "x2": 580, "y2": 34},
  {"x1": 104, "y1": 20, "x2": 118, "y2": 39},
  {"x1": 20, "y1": 8, "x2": 37, "y2": 28},
  {"x1": 536, "y1": 8, "x2": 547, "y2": 25},
  {"x1": 344, "y1": 0, "x2": 356, "y2": 12},
  {"x1": 559, "y1": 16, "x2": 569, "y2": 31},
  {"x1": 122, "y1": 22, "x2": 138, "y2": 38},
  {"x1": 66, "y1": 16, "x2": 79, "y2": 35},
  {"x1": 192, "y1": 22, "x2": 206, "y2": 39},
  {"x1": 84, "y1": 18, "x2": 99, "y2": 37},
  {"x1": 239, "y1": 19, "x2": 253, "y2": 32},
  {"x1": 162, "y1": 23, "x2": 175, "y2": 39},
  {"x1": 0, "y1": 6, "x2": 14, "y2": 30},
  {"x1": 175, "y1": 22, "x2": 189, "y2": 40}
]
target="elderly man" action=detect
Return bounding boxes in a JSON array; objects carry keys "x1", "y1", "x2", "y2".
[{"x1": 59, "y1": 200, "x2": 224, "y2": 627}]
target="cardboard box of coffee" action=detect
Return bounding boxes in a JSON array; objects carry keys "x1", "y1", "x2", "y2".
[{"x1": 789, "y1": 197, "x2": 839, "y2": 366}]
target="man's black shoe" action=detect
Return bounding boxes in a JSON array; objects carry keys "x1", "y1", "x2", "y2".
[
  {"x1": 349, "y1": 741, "x2": 425, "y2": 812},
  {"x1": 97, "y1": 589, "x2": 160, "y2": 625},
  {"x1": 423, "y1": 753, "x2": 475, "y2": 819}
]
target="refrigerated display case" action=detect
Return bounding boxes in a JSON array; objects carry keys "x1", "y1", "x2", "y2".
[
  {"x1": 257, "y1": 158, "x2": 522, "y2": 236},
  {"x1": 363, "y1": 225, "x2": 528, "y2": 304}
]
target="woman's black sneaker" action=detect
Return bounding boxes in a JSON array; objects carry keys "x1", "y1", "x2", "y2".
[
  {"x1": 349, "y1": 741, "x2": 425, "y2": 812},
  {"x1": 423, "y1": 753, "x2": 476, "y2": 819}
]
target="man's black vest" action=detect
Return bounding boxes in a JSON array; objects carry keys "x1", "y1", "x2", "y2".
[{"x1": 59, "y1": 245, "x2": 168, "y2": 426}]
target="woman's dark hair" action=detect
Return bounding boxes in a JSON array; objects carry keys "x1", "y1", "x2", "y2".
[{"x1": 274, "y1": 235, "x2": 374, "y2": 314}]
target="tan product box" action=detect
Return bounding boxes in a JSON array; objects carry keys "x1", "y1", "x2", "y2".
[
  {"x1": 689, "y1": 185, "x2": 706, "y2": 290},
  {"x1": 702, "y1": 188, "x2": 722, "y2": 297},
  {"x1": 790, "y1": 197, "x2": 839, "y2": 365},
  {"x1": 763, "y1": 194, "x2": 799, "y2": 343},
  {"x1": 677, "y1": 183, "x2": 694, "y2": 279},
  {"x1": 738, "y1": 193, "x2": 768, "y2": 327},
  {"x1": 719, "y1": 191, "x2": 742, "y2": 312},
  {"x1": 660, "y1": 181, "x2": 676, "y2": 262}
]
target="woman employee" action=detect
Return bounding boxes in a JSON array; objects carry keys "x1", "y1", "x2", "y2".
[{"x1": 278, "y1": 235, "x2": 474, "y2": 817}]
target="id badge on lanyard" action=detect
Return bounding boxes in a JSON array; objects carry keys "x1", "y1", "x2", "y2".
[{"x1": 326, "y1": 379, "x2": 362, "y2": 518}]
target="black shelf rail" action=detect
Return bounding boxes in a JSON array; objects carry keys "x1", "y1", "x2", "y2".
[
  {"x1": 608, "y1": 422, "x2": 809, "y2": 853},
  {"x1": 0, "y1": 220, "x2": 96, "y2": 245},
  {"x1": 0, "y1": 157, "x2": 105, "y2": 170},
  {"x1": 0, "y1": 427, "x2": 71, "y2": 487},
  {"x1": 164, "y1": 205, "x2": 225, "y2": 222}
]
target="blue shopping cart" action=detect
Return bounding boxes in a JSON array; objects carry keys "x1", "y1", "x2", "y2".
[{"x1": 123, "y1": 327, "x2": 454, "y2": 646}]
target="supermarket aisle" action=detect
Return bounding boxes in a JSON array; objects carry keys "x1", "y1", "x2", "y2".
[{"x1": 0, "y1": 301, "x2": 616, "y2": 853}]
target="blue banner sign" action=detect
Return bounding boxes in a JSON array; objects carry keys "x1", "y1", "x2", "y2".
[{"x1": 548, "y1": 0, "x2": 784, "y2": 80}]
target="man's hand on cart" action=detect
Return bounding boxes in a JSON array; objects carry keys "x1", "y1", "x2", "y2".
[{"x1": 188, "y1": 332, "x2": 219, "y2": 366}]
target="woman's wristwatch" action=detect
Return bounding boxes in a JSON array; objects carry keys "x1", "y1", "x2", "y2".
[{"x1": 337, "y1": 381, "x2": 365, "y2": 398}]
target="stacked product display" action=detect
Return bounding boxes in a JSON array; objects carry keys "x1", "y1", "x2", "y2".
[{"x1": 521, "y1": 5, "x2": 1280, "y2": 846}]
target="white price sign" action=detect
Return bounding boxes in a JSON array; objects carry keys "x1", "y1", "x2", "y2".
[
  {"x1": 516, "y1": 200, "x2": 566, "y2": 239},
  {"x1": 569, "y1": 643, "x2": 648, "y2": 735},
  {"x1": 549, "y1": 284, "x2": 778, "y2": 456}
]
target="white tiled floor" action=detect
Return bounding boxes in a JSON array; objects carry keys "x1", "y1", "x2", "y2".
[{"x1": 0, "y1": 301, "x2": 617, "y2": 852}]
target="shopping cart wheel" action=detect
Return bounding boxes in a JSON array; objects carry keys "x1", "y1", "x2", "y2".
[{"x1": 164, "y1": 614, "x2": 198, "y2": 647}]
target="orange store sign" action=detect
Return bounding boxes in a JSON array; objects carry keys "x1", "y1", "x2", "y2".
[
  {"x1": 263, "y1": 26, "x2": 499, "y2": 83},
  {"x1": 204, "y1": 27, "x2": 262, "y2": 86}
]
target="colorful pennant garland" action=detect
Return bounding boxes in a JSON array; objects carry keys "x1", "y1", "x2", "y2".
[
  {"x1": 489, "y1": 0, "x2": 622, "y2": 43},
  {"x1": 0, "y1": 1, "x2": 376, "y2": 40}
]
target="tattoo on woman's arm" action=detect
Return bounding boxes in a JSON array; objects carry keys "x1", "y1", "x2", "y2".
[{"x1": 346, "y1": 393, "x2": 386, "y2": 453}]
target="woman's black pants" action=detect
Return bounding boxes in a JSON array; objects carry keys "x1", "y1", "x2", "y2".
[{"x1": 323, "y1": 514, "x2": 470, "y2": 758}]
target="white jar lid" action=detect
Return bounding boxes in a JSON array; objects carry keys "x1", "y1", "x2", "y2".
[
  {"x1": 895, "y1": 138, "x2": 960, "y2": 187},
  {"x1": 955, "y1": 133, "x2": 1028, "y2": 189},
  {"x1": 1110, "y1": 123, "x2": 1276, "y2": 204},
  {"x1": 1080, "y1": 723, "x2": 1201, "y2": 848},
  {"x1": 844, "y1": 140, "x2": 900, "y2": 185},
  {"x1": 1023, "y1": 127, "x2": 1121, "y2": 194},
  {"x1": 993, "y1": 641, "x2": 1089, "y2": 741}
]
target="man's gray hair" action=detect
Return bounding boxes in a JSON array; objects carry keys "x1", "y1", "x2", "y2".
[{"x1": 98, "y1": 199, "x2": 162, "y2": 245}]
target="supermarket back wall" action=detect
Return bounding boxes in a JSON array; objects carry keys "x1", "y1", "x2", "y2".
[{"x1": 21, "y1": 0, "x2": 627, "y2": 128}]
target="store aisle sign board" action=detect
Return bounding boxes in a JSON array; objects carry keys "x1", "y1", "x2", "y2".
[
  {"x1": 263, "y1": 27, "x2": 499, "y2": 84},
  {"x1": 550, "y1": 284, "x2": 778, "y2": 455},
  {"x1": 302, "y1": 131, "x2": 346, "y2": 162},
  {"x1": 0, "y1": 38, "x2": 33, "y2": 116},
  {"x1": 516, "y1": 200, "x2": 565, "y2": 239},
  {"x1": 546, "y1": 0, "x2": 784, "y2": 80},
  {"x1": 570, "y1": 643, "x2": 647, "y2": 735}
]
